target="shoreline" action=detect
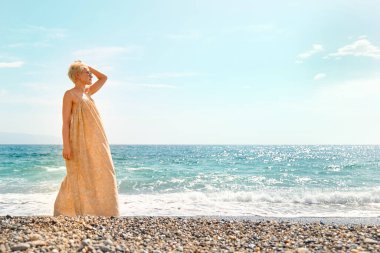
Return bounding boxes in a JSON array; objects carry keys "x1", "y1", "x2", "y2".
[
  {"x1": 125, "y1": 215, "x2": 380, "y2": 226},
  {"x1": 1, "y1": 215, "x2": 379, "y2": 252},
  {"x1": 2, "y1": 214, "x2": 380, "y2": 225}
]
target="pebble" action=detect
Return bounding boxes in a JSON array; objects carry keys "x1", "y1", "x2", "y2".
[
  {"x1": 98, "y1": 245, "x2": 112, "y2": 252},
  {"x1": 10, "y1": 243, "x2": 30, "y2": 251},
  {"x1": 296, "y1": 248, "x2": 310, "y2": 253},
  {"x1": 104, "y1": 238, "x2": 113, "y2": 245},
  {"x1": 81, "y1": 238, "x2": 92, "y2": 246},
  {"x1": 28, "y1": 233, "x2": 42, "y2": 241},
  {"x1": 28, "y1": 240, "x2": 47, "y2": 246},
  {"x1": 364, "y1": 238, "x2": 378, "y2": 244},
  {"x1": 0, "y1": 215, "x2": 378, "y2": 252}
]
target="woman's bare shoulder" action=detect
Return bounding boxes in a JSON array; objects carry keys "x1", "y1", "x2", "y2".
[
  {"x1": 64, "y1": 89, "x2": 73, "y2": 96},
  {"x1": 63, "y1": 89, "x2": 75, "y2": 102}
]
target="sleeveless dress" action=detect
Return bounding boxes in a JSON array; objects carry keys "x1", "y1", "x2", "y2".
[{"x1": 53, "y1": 89, "x2": 120, "y2": 217}]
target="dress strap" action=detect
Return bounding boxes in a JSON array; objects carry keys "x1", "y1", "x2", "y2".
[{"x1": 69, "y1": 90, "x2": 83, "y2": 102}]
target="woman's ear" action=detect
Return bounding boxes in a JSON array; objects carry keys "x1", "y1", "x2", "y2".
[{"x1": 74, "y1": 72, "x2": 80, "y2": 82}]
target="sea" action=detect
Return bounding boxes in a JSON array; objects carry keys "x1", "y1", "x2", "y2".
[{"x1": 0, "y1": 145, "x2": 379, "y2": 217}]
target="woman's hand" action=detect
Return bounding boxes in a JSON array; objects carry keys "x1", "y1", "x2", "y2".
[{"x1": 63, "y1": 146, "x2": 71, "y2": 160}]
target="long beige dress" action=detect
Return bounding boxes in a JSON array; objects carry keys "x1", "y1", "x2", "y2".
[{"x1": 54, "y1": 89, "x2": 120, "y2": 217}]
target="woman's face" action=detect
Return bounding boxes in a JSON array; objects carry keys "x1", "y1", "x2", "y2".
[{"x1": 77, "y1": 67, "x2": 93, "y2": 84}]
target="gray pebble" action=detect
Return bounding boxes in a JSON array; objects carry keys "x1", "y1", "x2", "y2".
[
  {"x1": 82, "y1": 238, "x2": 92, "y2": 246},
  {"x1": 11, "y1": 243, "x2": 30, "y2": 251},
  {"x1": 364, "y1": 238, "x2": 378, "y2": 244},
  {"x1": 98, "y1": 245, "x2": 112, "y2": 252},
  {"x1": 104, "y1": 239, "x2": 113, "y2": 245}
]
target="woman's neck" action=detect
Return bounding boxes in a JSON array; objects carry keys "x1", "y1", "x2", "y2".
[{"x1": 74, "y1": 83, "x2": 86, "y2": 92}]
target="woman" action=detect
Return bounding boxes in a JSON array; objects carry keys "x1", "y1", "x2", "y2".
[{"x1": 53, "y1": 60, "x2": 120, "y2": 217}]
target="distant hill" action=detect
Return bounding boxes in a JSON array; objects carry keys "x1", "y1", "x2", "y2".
[{"x1": 0, "y1": 132, "x2": 61, "y2": 144}]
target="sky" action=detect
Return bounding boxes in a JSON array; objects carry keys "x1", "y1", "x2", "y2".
[{"x1": 1, "y1": 0, "x2": 380, "y2": 144}]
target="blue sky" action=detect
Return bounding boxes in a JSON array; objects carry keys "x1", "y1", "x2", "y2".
[{"x1": 1, "y1": 0, "x2": 380, "y2": 144}]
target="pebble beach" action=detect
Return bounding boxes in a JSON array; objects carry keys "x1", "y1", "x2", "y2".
[{"x1": 1, "y1": 215, "x2": 379, "y2": 253}]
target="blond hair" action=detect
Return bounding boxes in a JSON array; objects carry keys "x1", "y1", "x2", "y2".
[{"x1": 68, "y1": 60, "x2": 88, "y2": 83}]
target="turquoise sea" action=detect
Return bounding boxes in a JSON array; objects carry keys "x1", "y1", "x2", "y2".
[{"x1": 0, "y1": 145, "x2": 379, "y2": 217}]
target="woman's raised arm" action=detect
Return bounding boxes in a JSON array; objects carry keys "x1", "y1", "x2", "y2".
[{"x1": 87, "y1": 66, "x2": 108, "y2": 95}]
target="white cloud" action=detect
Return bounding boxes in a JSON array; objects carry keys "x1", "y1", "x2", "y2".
[
  {"x1": 20, "y1": 25, "x2": 68, "y2": 39},
  {"x1": 21, "y1": 82, "x2": 52, "y2": 91},
  {"x1": 7, "y1": 25, "x2": 68, "y2": 48},
  {"x1": 115, "y1": 72, "x2": 197, "y2": 89},
  {"x1": 313, "y1": 73, "x2": 326, "y2": 81},
  {"x1": 104, "y1": 80, "x2": 124, "y2": 88},
  {"x1": 146, "y1": 72, "x2": 198, "y2": 79},
  {"x1": 116, "y1": 79, "x2": 178, "y2": 90},
  {"x1": 6, "y1": 42, "x2": 52, "y2": 48},
  {"x1": 327, "y1": 38, "x2": 380, "y2": 59},
  {"x1": 72, "y1": 46, "x2": 143, "y2": 64},
  {"x1": 0, "y1": 61, "x2": 24, "y2": 68},
  {"x1": 137, "y1": 83, "x2": 177, "y2": 89},
  {"x1": 6, "y1": 43, "x2": 26, "y2": 48},
  {"x1": 73, "y1": 46, "x2": 134, "y2": 58},
  {"x1": 296, "y1": 44, "x2": 324, "y2": 63}
]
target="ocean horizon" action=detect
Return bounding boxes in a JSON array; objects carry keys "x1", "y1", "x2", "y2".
[{"x1": 0, "y1": 144, "x2": 379, "y2": 217}]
